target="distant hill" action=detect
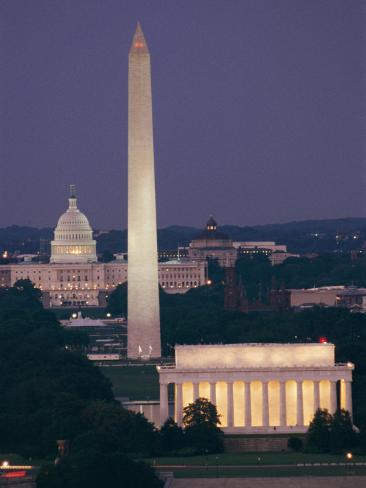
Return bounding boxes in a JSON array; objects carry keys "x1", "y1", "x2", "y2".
[
  {"x1": 0, "y1": 225, "x2": 53, "y2": 254},
  {"x1": 252, "y1": 218, "x2": 366, "y2": 233},
  {"x1": 1, "y1": 218, "x2": 366, "y2": 255}
]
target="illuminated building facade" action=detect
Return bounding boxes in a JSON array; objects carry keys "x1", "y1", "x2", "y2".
[
  {"x1": 159, "y1": 259, "x2": 207, "y2": 293},
  {"x1": 1, "y1": 258, "x2": 206, "y2": 308},
  {"x1": 188, "y1": 216, "x2": 237, "y2": 267},
  {"x1": 158, "y1": 343, "x2": 354, "y2": 432},
  {"x1": 0, "y1": 188, "x2": 206, "y2": 307}
]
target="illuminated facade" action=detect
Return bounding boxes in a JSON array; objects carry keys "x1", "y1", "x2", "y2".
[
  {"x1": 159, "y1": 260, "x2": 207, "y2": 293},
  {"x1": 1, "y1": 259, "x2": 206, "y2": 308},
  {"x1": 127, "y1": 23, "x2": 161, "y2": 358},
  {"x1": 158, "y1": 343, "x2": 354, "y2": 432}
]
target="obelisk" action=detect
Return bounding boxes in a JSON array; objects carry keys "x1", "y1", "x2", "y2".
[{"x1": 127, "y1": 23, "x2": 161, "y2": 359}]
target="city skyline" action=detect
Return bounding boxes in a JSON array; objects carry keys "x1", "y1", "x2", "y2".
[{"x1": 0, "y1": 0, "x2": 365, "y2": 229}]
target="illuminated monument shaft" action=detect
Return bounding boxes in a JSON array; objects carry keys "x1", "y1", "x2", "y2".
[{"x1": 127, "y1": 23, "x2": 161, "y2": 358}]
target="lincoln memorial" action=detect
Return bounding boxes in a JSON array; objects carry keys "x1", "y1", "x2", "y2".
[{"x1": 158, "y1": 343, "x2": 354, "y2": 433}]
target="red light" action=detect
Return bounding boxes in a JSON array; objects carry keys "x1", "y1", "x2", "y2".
[
  {"x1": 319, "y1": 337, "x2": 328, "y2": 344},
  {"x1": 134, "y1": 42, "x2": 144, "y2": 48},
  {"x1": 1, "y1": 471, "x2": 27, "y2": 478}
]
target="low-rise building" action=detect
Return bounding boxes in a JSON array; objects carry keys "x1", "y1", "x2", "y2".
[
  {"x1": 159, "y1": 259, "x2": 207, "y2": 294},
  {"x1": 234, "y1": 241, "x2": 287, "y2": 256},
  {"x1": 336, "y1": 287, "x2": 366, "y2": 311},
  {"x1": 269, "y1": 251, "x2": 300, "y2": 266},
  {"x1": 291, "y1": 286, "x2": 366, "y2": 309}
]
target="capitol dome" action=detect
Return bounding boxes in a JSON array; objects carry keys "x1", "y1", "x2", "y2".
[{"x1": 50, "y1": 186, "x2": 97, "y2": 264}]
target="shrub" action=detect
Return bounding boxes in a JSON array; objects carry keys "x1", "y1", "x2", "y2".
[{"x1": 287, "y1": 436, "x2": 303, "y2": 452}]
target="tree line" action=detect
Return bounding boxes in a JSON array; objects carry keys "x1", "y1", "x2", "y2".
[{"x1": 0, "y1": 281, "x2": 163, "y2": 487}]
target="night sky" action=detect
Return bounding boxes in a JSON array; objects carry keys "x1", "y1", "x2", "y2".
[{"x1": 0, "y1": 0, "x2": 365, "y2": 229}]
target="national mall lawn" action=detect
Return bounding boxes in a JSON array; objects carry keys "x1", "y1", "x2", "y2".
[{"x1": 146, "y1": 452, "x2": 366, "y2": 478}]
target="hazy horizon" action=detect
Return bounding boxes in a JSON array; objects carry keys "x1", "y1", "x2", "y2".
[{"x1": 2, "y1": 214, "x2": 366, "y2": 232}]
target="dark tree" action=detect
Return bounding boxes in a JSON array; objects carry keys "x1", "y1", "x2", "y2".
[
  {"x1": 106, "y1": 282, "x2": 127, "y2": 316},
  {"x1": 37, "y1": 452, "x2": 163, "y2": 488},
  {"x1": 207, "y1": 258, "x2": 225, "y2": 285},
  {"x1": 75, "y1": 401, "x2": 160, "y2": 457},
  {"x1": 183, "y1": 397, "x2": 221, "y2": 428},
  {"x1": 306, "y1": 408, "x2": 357, "y2": 453},
  {"x1": 329, "y1": 409, "x2": 357, "y2": 452},
  {"x1": 287, "y1": 436, "x2": 303, "y2": 452},
  {"x1": 100, "y1": 250, "x2": 114, "y2": 263},
  {"x1": 183, "y1": 398, "x2": 223, "y2": 453},
  {"x1": 160, "y1": 417, "x2": 185, "y2": 453},
  {"x1": 306, "y1": 409, "x2": 332, "y2": 452},
  {"x1": 13, "y1": 278, "x2": 43, "y2": 301},
  {"x1": 0, "y1": 282, "x2": 159, "y2": 459}
]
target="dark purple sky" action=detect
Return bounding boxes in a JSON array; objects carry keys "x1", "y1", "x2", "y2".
[{"x1": 0, "y1": 0, "x2": 365, "y2": 229}]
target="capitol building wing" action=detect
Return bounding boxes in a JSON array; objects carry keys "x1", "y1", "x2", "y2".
[{"x1": 158, "y1": 343, "x2": 354, "y2": 433}]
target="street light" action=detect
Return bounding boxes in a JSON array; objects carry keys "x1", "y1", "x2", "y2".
[{"x1": 346, "y1": 452, "x2": 353, "y2": 477}]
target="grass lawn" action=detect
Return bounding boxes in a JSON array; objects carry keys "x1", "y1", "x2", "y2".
[
  {"x1": 99, "y1": 365, "x2": 159, "y2": 400},
  {"x1": 148, "y1": 452, "x2": 366, "y2": 478},
  {"x1": 172, "y1": 465, "x2": 366, "y2": 478},
  {"x1": 148, "y1": 452, "x2": 366, "y2": 466}
]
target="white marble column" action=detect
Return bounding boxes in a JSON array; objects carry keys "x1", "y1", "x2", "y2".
[
  {"x1": 313, "y1": 380, "x2": 320, "y2": 413},
  {"x1": 227, "y1": 381, "x2": 234, "y2": 427},
  {"x1": 175, "y1": 383, "x2": 183, "y2": 425},
  {"x1": 329, "y1": 380, "x2": 337, "y2": 414},
  {"x1": 345, "y1": 381, "x2": 353, "y2": 416},
  {"x1": 279, "y1": 381, "x2": 287, "y2": 427},
  {"x1": 210, "y1": 382, "x2": 216, "y2": 406},
  {"x1": 160, "y1": 383, "x2": 169, "y2": 426},
  {"x1": 193, "y1": 382, "x2": 199, "y2": 401},
  {"x1": 297, "y1": 380, "x2": 304, "y2": 426},
  {"x1": 245, "y1": 381, "x2": 251, "y2": 427},
  {"x1": 262, "y1": 381, "x2": 269, "y2": 427}
]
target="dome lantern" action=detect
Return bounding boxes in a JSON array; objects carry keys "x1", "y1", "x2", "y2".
[{"x1": 206, "y1": 215, "x2": 217, "y2": 232}]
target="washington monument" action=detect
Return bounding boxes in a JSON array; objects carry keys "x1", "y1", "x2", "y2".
[{"x1": 127, "y1": 23, "x2": 161, "y2": 359}]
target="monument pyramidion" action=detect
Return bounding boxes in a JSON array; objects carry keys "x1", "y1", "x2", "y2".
[{"x1": 127, "y1": 23, "x2": 161, "y2": 359}]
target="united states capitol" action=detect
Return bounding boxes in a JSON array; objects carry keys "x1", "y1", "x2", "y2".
[{"x1": 0, "y1": 186, "x2": 206, "y2": 308}]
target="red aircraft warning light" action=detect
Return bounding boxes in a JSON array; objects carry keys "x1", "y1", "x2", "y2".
[{"x1": 319, "y1": 337, "x2": 328, "y2": 344}]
